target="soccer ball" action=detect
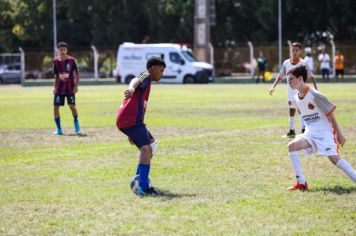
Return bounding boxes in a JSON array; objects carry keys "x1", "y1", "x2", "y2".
[{"x1": 130, "y1": 175, "x2": 151, "y2": 192}]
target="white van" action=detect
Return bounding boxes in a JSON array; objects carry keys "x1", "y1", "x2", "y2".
[{"x1": 114, "y1": 43, "x2": 214, "y2": 84}]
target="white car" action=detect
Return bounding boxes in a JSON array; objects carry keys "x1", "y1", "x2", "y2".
[{"x1": 0, "y1": 64, "x2": 21, "y2": 84}]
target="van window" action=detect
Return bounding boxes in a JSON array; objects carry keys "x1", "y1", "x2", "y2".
[
  {"x1": 146, "y1": 53, "x2": 164, "y2": 60},
  {"x1": 182, "y1": 51, "x2": 197, "y2": 62},
  {"x1": 169, "y1": 52, "x2": 182, "y2": 64}
]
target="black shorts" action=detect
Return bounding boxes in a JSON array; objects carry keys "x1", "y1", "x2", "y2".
[
  {"x1": 335, "y1": 69, "x2": 344, "y2": 76},
  {"x1": 321, "y1": 68, "x2": 330, "y2": 77},
  {"x1": 54, "y1": 94, "x2": 75, "y2": 106},
  {"x1": 119, "y1": 124, "x2": 154, "y2": 148}
]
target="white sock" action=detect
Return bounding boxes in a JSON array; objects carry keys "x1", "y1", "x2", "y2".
[
  {"x1": 336, "y1": 159, "x2": 356, "y2": 182},
  {"x1": 289, "y1": 116, "x2": 295, "y2": 131},
  {"x1": 289, "y1": 151, "x2": 306, "y2": 184}
]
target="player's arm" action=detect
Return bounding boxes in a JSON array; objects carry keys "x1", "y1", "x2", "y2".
[
  {"x1": 270, "y1": 61, "x2": 286, "y2": 95},
  {"x1": 124, "y1": 78, "x2": 140, "y2": 99},
  {"x1": 269, "y1": 74, "x2": 283, "y2": 95},
  {"x1": 73, "y1": 59, "x2": 80, "y2": 93},
  {"x1": 327, "y1": 112, "x2": 346, "y2": 146},
  {"x1": 308, "y1": 75, "x2": 318, "y2": 90}
]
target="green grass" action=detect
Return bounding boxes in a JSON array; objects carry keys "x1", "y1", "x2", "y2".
[{"x1": 0, "y1": 84, "x2": 355, "y2": 235}]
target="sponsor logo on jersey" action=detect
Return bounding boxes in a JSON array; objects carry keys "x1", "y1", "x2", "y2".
[{"x1": 308, "y1": 103, "x2": 315, "y2": 110}]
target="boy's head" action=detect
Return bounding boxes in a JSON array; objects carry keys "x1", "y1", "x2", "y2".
[
  {"x1": 146, "y1": 57, "x2": 166, "y2": 82},
  {"x1": 287, "y1": 66, "x2": 308, "y2": 89},
  {"x1": 291, "y1": 42, "x2": 302, "y2": 58},
  {"x1": 57, "y1": 42, "x2": 68, "y2": 57}
]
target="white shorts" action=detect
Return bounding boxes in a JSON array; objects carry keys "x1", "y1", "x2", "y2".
[
  {"x1": 287, "y1": 86, "x2": 298, "y2": 109},
  {"x1": 300, "y1": 130, "x2": 340, "y2": 157}
]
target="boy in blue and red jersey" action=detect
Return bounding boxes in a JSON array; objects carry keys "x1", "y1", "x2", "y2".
[
  {"x1": 116, "y1": 57, "x2": 166, "y2": 196},
  {"x1": 53, "y1": 42, "x2": 81, "y2": 135}
]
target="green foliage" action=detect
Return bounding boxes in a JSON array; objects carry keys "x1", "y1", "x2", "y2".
[{"x1": 1, "y1": 0, "x2": 356, "y2": 52}]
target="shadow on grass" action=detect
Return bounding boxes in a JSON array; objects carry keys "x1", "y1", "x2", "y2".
[
  {"x1": 155, "y1": 189, "x2": 196, "y2": 200},
  {"x1": 64, "y1": 133, "x2": 88, "y2": 137},
  {"x1": 310, "y1": 185, "x2": 356, "y2": 195}
]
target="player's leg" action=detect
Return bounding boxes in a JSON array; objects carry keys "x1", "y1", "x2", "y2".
[
  {"x1": 256, "y1": 71, "x2": 260, "y2": 83},
  {"x1": 53, "y1": 94, "x2": 64, "y2": 135},
  {"x1": 135, "y1": 131, "x2": 157, "y2": 176},
  {"x1": 121, "y1": 125, "x2": 154, "y2": 194},
  {"x1": 68, "y1": 94, "x2": 80, "y2": 133},
  {"x1": 328, "y1": 156, "x2": 356, "y2": 182},
  {"x1": 287, "y1": 136, "x2": 312, "y2": 190},
  {"x1": 335, "y1": 70, "x2": 339, "y2": 82},
  {"x1": 341, "y1": 69, "x2": 344, "y2": 81},
  {"x1": 321, "y1": 69, "x2": 326, "y2": 82},
  {"x1": 326, "y1": 69, "x2": 330, "y2": 82},
  {"x1": 285, "y1": 106, "x2": 296, "y2": 138}
]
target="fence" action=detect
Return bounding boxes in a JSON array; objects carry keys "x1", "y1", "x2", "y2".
[{"x1": 9, "y1": 42, "x2": 356, "y2": 83}]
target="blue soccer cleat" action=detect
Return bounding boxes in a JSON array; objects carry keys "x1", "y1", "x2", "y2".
[
  {"x1": 74, "y1": 120, "x2": 80, "y2": 133},
  {"x1": 53, "y1": 129, "x2": 63, "y2": 135},
  {"x1": 134, "y1": 186, "x2": 147, "y2": 196},
  {"x1": 133, "y1": 186, "x2": 159, "y2": 197}
]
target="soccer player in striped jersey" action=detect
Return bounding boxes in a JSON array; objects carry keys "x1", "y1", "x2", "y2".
[
  {"x1": 116, "y1": 57, "x2": 166, "y2": 196},
  {"x1": 286, "y1": 66, "x2": 356, "y2": 190},
  {"x1": 53, "y1": 42, "x2": 81, "y2": 135},
  {"x1": 270, "y1": 42, "x2": 318, "y2": 138}
]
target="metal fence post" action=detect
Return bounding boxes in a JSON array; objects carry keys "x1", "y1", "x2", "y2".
[
  {"x1": 330, "y1": 39, "x2": 336, "y2": 78},
  {"x1": 91, "y1": 45, "x2": 99, "y2": 80},
  {"x1": 247, "y1": 41, "x2": 254, "y2": 77},
  {"x1": 19, "y1": 47, "x2": 25, "y2": 86}
]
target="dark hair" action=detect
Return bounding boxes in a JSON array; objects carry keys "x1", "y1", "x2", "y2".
[
  {"x1": 288, "y1": 66, "x2": 308, "y2": 82},
  {"x1": 291, "y1": 42, "x2": 302, "y2": 49},
  {"x1": 57, "y1": 42, "x2": 68, "y2": 48},
  {"x1": 146, "y1": 56, "x2": 166, "y2": 69}
]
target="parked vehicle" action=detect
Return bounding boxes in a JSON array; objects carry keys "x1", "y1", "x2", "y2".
[
  {"x1": 114, "y1": 43, "x2": 214, "y2": 84},
  {"x1": 0, "y1": 64, "x2": 21, "y2": 84}
]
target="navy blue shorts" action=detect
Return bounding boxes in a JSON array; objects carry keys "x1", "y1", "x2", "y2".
[
  {"x1": 54, "y1": 94, "x2": 75, "y2": 106},
  {"x1": 321, "y1": 68, "x2": 330, "y2": 77},
  {"x1": 120, "y1": 124, "x2": 154, "y2": 148}
]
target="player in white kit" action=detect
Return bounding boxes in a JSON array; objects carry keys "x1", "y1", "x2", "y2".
[
  {"x1": 269, "y1": 42, "x2": 318, "y2": 138},
  {"x1": 285, "y1": 66, "x2": 356, "y2": 190}
]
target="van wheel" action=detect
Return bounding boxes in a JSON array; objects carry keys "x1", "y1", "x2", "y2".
[
  {"x1": 125, "y1": 75, "x2": 135, "y2": 84},
  {"x1": 183, "y1": 75, "x2": 195, "y2": 84},
  {"x1": 0, "y1": 78, "x2": 3, "y2": 84}
]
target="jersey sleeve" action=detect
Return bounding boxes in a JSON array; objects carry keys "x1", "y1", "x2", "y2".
[
  {"x1": 72, "y1": 59, "x2": 79, "y2": 73},
  {"x1": 53, "y1": 60, "x2": 58, "y2": 75},
  {"x1": 312, "y1": 90, "x2": 336, "y2": 115},
  {"x1": 138, "y1": 71, "x2": 150, "y2": 90},
  {"x1": 279, "y1": 61, "x2": 286, "y2": 78}
]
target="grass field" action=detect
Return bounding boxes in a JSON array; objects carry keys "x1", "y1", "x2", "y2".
[{"x1": 0, "y1": 83, "x2": 355, "y2": 235}]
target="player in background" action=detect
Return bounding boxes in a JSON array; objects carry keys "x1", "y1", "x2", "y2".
[
  {"x1": 303, "y1": 47, "x2": 314, "y2": 73},
  {"x1": 53, "y1": 42, "x2": 80, "y2": 135},
  {"x1": 334, "y1": 50, "x2": 345, "y2": 82},
  {"x1": 116, "y1": 57, "x2": 166, "y2": 196},
  {"x1": 286, "y1": 66, "x2": 356, "y2": 190},
  {"x1": 269, "y1": 42, "x2": 318, "y2": 138},
  {"x1": 256, "y1": 51, "x2": 267, "y2": 84}
]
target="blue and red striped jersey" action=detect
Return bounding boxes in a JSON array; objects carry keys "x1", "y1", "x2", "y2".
[
  {"x1": 53, "y1": 56, "x2": 78, "y2": 95},
  {"x1": 116, "y1": 71, "x2": 152, "y2": 128}
]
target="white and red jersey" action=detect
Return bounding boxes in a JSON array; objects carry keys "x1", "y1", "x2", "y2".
[
  {"x1": 295, "y1": 85, "x2": 336, "y2": 134},
  {"x1": 279, "y1": 58, "x2": 313, "y2": 100}
]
